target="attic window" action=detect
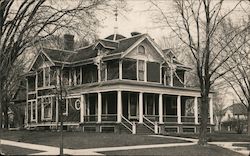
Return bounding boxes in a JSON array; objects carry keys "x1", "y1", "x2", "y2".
[{"x1": 138, "y1": 45, "x2": 145, "y2": 54}]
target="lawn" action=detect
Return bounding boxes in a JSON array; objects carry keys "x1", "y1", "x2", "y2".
[
  {"x1": 0, "y1": 129, "x2": 187, "y2": 149},
  {"x1": 167, "y1": 132, "x2": 250, "y2": 142},
  {"x1": 1, "y1": 145, "x2": 43, "y2": 155},
  {"x1": 101, "y1": 144, "x2": 244, "y2": 156}
]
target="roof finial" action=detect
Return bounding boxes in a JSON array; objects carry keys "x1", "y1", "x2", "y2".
[{"x1": 113, "y1": 6, "x2": 118, "y2": 41}]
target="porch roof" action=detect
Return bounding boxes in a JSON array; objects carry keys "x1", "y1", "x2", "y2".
[{"x1": 67, "y1": 80, "x2": 208, "y2": 97}]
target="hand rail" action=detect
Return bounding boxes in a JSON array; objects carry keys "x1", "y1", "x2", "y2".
[
  {"x1": 121, "y1": 115, "x2": 134, "y2": 133},
  {"x1": 143, "y1": 115, "x2": 156, "y2": 133}
]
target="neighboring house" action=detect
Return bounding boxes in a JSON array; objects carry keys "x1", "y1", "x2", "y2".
[
  {"x1": 221, "y1": 103, "x2": 247, "y2": 132},
  {"x1": 9, "y1": 81, "x2": 26, "y2": 129},
  {"x1": 25, "y1": 33, "x2": 215, "y2": 134}
]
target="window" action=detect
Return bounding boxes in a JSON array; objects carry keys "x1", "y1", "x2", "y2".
[
  {"x1": 75, "y1": 99, "x2": 81, "y2": 110},
  {"x1": 107, "y1": 60, "x2": 119, "y2": 80},
  {"x1": 42, "y1": 97, "x2": 52, "y2": 120},
  {"x1": 138, "y1": 45, "x2": 145, "y2": 54},
  {"x1": 138, "y1": 60, "x2": 145, "y2": 81},
  {"x1": 30, "y1": 101, "x2": 36, "y2": 121},
  {"x1": 82, "y1": 65, "x2": 98, "y2": 84},
  {"x1": 37, "y1": 70, "x2": 43, "y2": 88},
  {"x1": 147, "y1": 62, "x2": 160, "y2": 82},
  {"x1": 44, "y1": 67, "x2": 50, "y2": 86},
  {"x1": 27, "y1": 76, "x2": 36, "y2": 91},
  {"x1": 62, "y1": 69, "x2": 69, "y2": 85},
  {"x1": 122, "y1": 59, "x2": 137, "y2": 80},
  {"x1": 101, "y1": 63, "x2": 107, "y2": 81},
  {"x1": 76, "y1": 67, "x2": 81, "y2": 85},
  {"x1": 50, "y1": 67, "x2": 57, "y2": 86}
]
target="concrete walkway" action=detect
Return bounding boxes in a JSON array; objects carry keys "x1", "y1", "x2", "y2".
[
  {"x1": 1, "y1": 136, "x2": 196, "y2": 155},
  {"x1": 210, "y1": 142, "x2": 250, "y2": 156},
  {"x1": 1, "y1": 135, "x2": 250, "y2": 155}
]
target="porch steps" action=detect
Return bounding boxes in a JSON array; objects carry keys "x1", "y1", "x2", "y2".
[
  {"x1": 119, "y1": 124, "x2": 132, "y2": 134},
  {"x1": 136, "y1": 123, "x2": 154, "y2": 134}
]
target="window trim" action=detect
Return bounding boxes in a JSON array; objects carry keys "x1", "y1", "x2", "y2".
[
  {"x1": 41, "y1": 96, "x2": 53, "y2": 121},
  {"x1": 30, "y1": 100, "x2": 37, "y2": 122},
  {"x1": 138, "y1": 45, "x2": 146, "y2": 54}
]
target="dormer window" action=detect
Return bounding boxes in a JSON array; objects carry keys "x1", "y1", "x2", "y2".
[{"x1": 138, "y1": 45, "x2": 145, "y2": 54}]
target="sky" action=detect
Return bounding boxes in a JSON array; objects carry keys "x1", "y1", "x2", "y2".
[
  {"x1": 98, "y1": 0, "x2": 249, "y2": 41},
  {"x1": 97, "y1": 0, "x2": 249, "y2": 107}
]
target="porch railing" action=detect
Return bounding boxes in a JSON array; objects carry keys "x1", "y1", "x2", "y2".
[
  {"x1": 101, "y1": 114, "x2": 117, "y2": 122},
  {"x1": 144, "y1": 115, "x2": 159, "y2": 122},
  {"x1": 198, "y1": 117, "x2": 211, "y2": 124},
  {"x1": 163, "y1": 115, "x2": 178, "y2": 123},
  {"x1": 121, "y1": 115, "x2": 135, "y2": 134},
  {"x1": 84, "y1": 115, "x2": 97, "y2": 122},
  {"x1": 143, "y1": 115, "x2": 158, "y2": 133},
  {"x1": 181, "y1": 116, "x2": 195, "y2": 123}
]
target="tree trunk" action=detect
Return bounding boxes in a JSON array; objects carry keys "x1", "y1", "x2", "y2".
[
  {"x1": 247, "y1": 107, "x2": 250, "y2": 135},
  {"x1": 3, "y1": 100, "x2": 8, "y2": 129},
  {"x1": 0, "y1": 80, "x2": 2, "y2": 128},
  {"x1": 198, "y1": 90, "x2": 209, "y2": 145}
]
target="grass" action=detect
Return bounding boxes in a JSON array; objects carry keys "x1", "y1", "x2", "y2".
[
  {"x1": 167, "y1": 132, "x2": 250, "y2": 142},
  {"x1": 101, "y1": 144, "x2": 244, "y2": 156},
  {"x1": 0, "y1": 129, "x2": 188, "y2": 149},
  {"x1": 1, "y1": 145, "x2": 43, "y2": 155}
]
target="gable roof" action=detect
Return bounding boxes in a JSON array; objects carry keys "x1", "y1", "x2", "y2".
[{"x1": 29, "y1": 33, "x2": 189, "y2": 71}]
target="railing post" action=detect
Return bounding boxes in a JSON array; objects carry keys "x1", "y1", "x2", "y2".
[
  {"x1": 159, "y1": 94, "x2": 163, "y2": 124},
  {"x1": 154, "y1": 122, "x2": 158, "y2": 134},
  {"x1": 97, "y1": 92, "x2": 102, "y2": 123},
  {"x1": 117, "y1": 90, "x2": 122, "y2": 123},
  {"x1": 139, "y1": 92, "x2": 143, "y2": 123},
  {"x1": 132, "y1": 121, "x2": 136, "y2": 134},
  {"x1": 194, "y1": 97, "x2": 198, "y2": 124},
  {"x1": 177, "y1": 95, "x2": 182, "y2": 124}
]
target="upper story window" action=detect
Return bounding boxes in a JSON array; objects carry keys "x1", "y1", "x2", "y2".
[
  {"x1": 138, "y1": 60, "x2": 145, "y2": 81},
  {"x1": 138, "y1": 45, "x2": 145, "y2": 54},
  {"x1": 27, "y1": 75, "x2": 36, "y2": 92}
]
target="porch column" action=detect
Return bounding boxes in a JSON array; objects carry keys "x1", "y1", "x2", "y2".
[
  {"x1": 209, "y1": 96, "x2": 214, "y2": 124},
  {"x1": 139, "y1": 92, "x2": 143, "y2": 123},
  {"x1": 159, "y1": 94, "x2": 163, "y2": 124},
  {"x1": 119, "y1": 60, "x2": 122, "y2": 80},
  {"x1": 117, "y1": 90, "x2": 122, "y2": 122},
  {"x1": 97, "y1": 92, "x2": 102, "y2": 123},
  {"x1": 177, "y1": 95, "x2": 181, "y2": 124},
  {"x1": 80, "y1": 94, "x2": 85, "y2": 123},
  {"x1": 194, "y1": 97, "x2": 198, "y2": 124}
]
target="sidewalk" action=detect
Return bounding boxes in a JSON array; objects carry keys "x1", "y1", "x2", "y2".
[
  {"x1": 1, "y1": 136, "x2": 195, "y2": 155},
  {"x1": 1, "y1": 135, "x2": 249, "y2": 155}
]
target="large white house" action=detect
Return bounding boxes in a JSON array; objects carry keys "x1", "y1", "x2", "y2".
[{"x1": 25, "y1": 33, "x2": 214, "y2": 134}]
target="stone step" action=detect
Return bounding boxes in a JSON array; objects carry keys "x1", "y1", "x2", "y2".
[{"x1": 136, "y1": 123, "x2": 154, "y2": 134}]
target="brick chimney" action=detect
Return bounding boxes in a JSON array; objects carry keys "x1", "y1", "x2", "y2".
[{"x1": 64, "y1": 34, "x2": 74, "y2": 50}]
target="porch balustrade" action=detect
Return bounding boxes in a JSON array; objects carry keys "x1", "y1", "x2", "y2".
[
  {"x1": 101, "y1": 114, "x2": 117, "y2": 122},
  {"x1": 198, "y1": 117, "x2": 211, "y2": 123},
  {"x1": 163, "y1": 115, "x2": 178, "y2": 123},
  {"x1": 181, "y1": 116, "x2": 195, "y2": 123},
  {"x1": 84, "y1": 115, "x2": 97, "y2": 122},
  {"x1": 144, "y1": 115, "x2": 159, "y2": 122}
]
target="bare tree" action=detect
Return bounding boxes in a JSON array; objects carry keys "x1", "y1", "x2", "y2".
[
  {"x1": 150, "y1": 0, "x2": 249, "y2": 145},
  {"x1": 221, "y1": 17, "x2": 250, "y2": 134},
  {"x1": 0, "y1": 0, "x2": 120, "y2": 128}
]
